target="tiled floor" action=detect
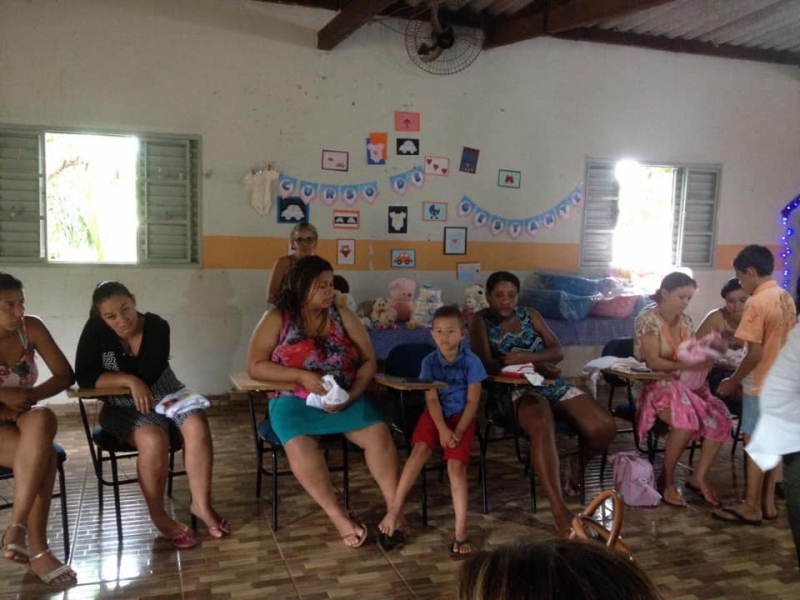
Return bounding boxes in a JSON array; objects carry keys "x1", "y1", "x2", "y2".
[{"x1": 1, "y1": 394, "x2": 799, "y2": 599}]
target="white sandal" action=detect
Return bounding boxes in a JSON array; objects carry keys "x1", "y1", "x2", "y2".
[
  {"x1": 1, "y1": 523, "x2": 29, "y2": 563},
  {"x1": 28, "y1": 548, "x2": 77, "y2": 586}
]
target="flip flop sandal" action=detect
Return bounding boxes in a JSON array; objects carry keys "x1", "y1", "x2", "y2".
[
  {"x1": 450, "y1": 539, "x2": 472, "y2": 556},
  {"x1": 712, "y1": 506, "x2": 762, "y2": 526},
  {"x1": 684, "y1": 482, "x2": 721, "y2": 507},
  {"x1": 661, "y1": 492, "x2": 687, "y2": 508},
  {"x1": 1, "y1": 523, "x2": 29, "y2": 564},
  {"x1": 28, "y1": 548, "x2": 77, "y2": 586},
  {"x1": 377, "y1": 530, "x2": 406, "y2": 551},
  {"x1": 171, "y1": 528, "x2": 199, "y2": 549},
  {"x1": 206, "y1": 518, "x2": 232, "y2": 539},
  {"x1": 343, "y1": 522, "x2": 368, "y2": 549}
]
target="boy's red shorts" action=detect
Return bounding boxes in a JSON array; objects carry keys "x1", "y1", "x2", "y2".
[{"x1": 410, "y1": 408, "x2": 476, "y2": 465}]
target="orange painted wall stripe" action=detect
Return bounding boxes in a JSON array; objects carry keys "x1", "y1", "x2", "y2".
[
  {"x1": 202, "y1": 236, "x2": 580, "y2": 271},
  {"x1": 715, "y1": 244, "x2": 782, "y2": 270}
]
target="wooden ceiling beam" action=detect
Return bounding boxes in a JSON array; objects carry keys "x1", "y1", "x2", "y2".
[
  {"x1": 485, "y1": 0, "x2": 675, "y2": 49},
  {"x1": 251, "y1": 0, "x2": 345, "y2": 12},
  {"x1": 555, "y1": 27, "x2": 800, "y2": 67},
  {"x1": 317, "y1": 0, "x2": 397, "y2": 50}
]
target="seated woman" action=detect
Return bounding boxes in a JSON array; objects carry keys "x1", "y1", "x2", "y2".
[
  {"x1": 695, "y1": 277, "x2": 749, "y2": 396},
  {"x1": 469, "y1": 271, "x2": 616, "y2": 536},
  {"x1": 634, "y1": 272, "x2": 733, "y2": 508},
  {"x1": 0, "y1": 273, "x2": 76, "y2": 586},
  {"x1": 75, "y1": 281, "x2": 228, "y2": 548},
  {"x1": 266, "y1": 222, "x2": 319, "y2": 304},
  {"x1": 248, "y1": 255, "x2": 401, "y2": 547}
]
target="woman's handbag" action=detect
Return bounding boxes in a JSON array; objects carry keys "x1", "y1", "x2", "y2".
[{"x1": 569, "y1": 490, "x2": 633, "y2": 560}]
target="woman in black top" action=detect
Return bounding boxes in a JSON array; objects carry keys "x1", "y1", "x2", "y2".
[{"x1": 75, "y1": 281, "x2": 228, "y2": 548}]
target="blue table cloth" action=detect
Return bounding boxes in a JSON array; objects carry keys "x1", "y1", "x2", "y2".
[{"x1": 368, "y1": 317, "x2": 635, "y2": 361}]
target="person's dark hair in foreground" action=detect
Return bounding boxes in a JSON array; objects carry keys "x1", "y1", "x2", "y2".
[{"x1": 457, "y1": 540, "x2": 663, "y2": 600}]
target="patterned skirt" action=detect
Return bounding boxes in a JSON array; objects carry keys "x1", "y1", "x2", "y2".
[{"x1": 637, "y1": 379, "x2": 733, "y2": 443}]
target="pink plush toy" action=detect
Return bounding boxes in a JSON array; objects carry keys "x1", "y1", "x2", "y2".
[
  {"x1": 677, "y1": 332, "x2": 724, "y2": 390},
  {"x1": 387, "y1": 277, "x2": 416, "y2": 322}
]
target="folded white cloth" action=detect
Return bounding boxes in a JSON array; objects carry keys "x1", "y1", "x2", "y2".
[
  {"x1": 500, "y1": 363, "x2": 545, "y2": 386},
  {"x1": 155, "y1": 387, "x2": 211, "y2": 418},
  {"x1": 581, "y1": 356, "x2": 649, "y2": 399},
  {"x1": 306, "y1": 374, "x2": 350, "y2": 410}
]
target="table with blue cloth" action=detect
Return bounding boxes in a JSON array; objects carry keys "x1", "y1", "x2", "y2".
[{"x1": 368, "y1": 317, "x2": 636, "y2": 361}]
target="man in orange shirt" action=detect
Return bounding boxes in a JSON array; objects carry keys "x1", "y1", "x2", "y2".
[{"x1": 714, "y1": 245, "x2": 796, "y2": 525}]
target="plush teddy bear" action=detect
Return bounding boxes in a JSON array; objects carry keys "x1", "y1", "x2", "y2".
[
  {"x1": 408, "y1": 285, "x2": 443, "y2": 329},
  {"x1": 387, "y1": 277, "x2": 416, "y2": 322},
  {"x1": 370, "y1": 297, "x2": 397, "y2": 330},
  {"x1": 462, "y1": 284, "x2": 488, "y2": 322}
]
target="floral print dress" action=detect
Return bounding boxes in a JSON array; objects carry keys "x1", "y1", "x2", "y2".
[
  {"x1": 634, "y1": 306, "x2": 732, "y2": 442},
  {"x1": 0, "y1": 320, "x2": 38, "y2": 425}
]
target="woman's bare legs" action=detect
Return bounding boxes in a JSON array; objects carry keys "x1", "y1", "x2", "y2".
[
  {"x1": 516, "y1": 395, "x2": 572, "y2": 534},
  {"x1": 283, "y1": 435, "x2": 365, "y2": 547},
  {"x1": 657, "y1": 410, "x2": 694, "y2": 506},
  {"x1": 129, "y1": 425, "x2": 188, "y2": 539},
  {"x1": 179, "y1": 413, "x2": 224, "y2": 531},
  {"x1": 687, "y1": 438, "x2": 723, "y2": 506},
  {"x1": 0, "y1": 408, "x2": 75, "y2": 584}
]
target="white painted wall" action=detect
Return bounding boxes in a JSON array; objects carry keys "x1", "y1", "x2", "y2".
[{"x1": 1, "y1": 0, "x2": 799, "y2": 397}]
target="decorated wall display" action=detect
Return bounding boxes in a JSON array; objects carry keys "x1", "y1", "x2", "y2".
[
  {"x1": 424, "y1": 155, "x2": 450, "y2": 176},
  {"x1": 337, "y1": 239, "x2": 356, "y2": 265},
  {"x1": 333, "y1": 209, "x2": 360, "y2": 229},
  {"x1": 423, "y1": 201, "x2": 448, "y2": 222},
  {"x1": 366, "y1": 132, "x2": 388, "y2": 165},
  {"x1": 457, "y1": 262, "x2": 480, "y2": 282},
  {"x1": 391, "y1": 249, "x2": 416, "y2": 268},
  {"x1": 459, "y1": 147, "x2": 479, "y2": 174},
  {"x1": 277, "y1": 196, "x2": 309, "y2": 224},
  {"x1": 456, "y1": 187, "x2": 584, "y2": 240},
  {"x1": 388, "y1": 206, "x2": 409, "y2": 234},
  {"x1": 396, "y1": 138, "x2": 419, "y2": 156},
  {"x1": 779, "y1": 193, "x2": 800, "y2": 289},
  {"x1": 395, "y1": 111, "x2": 420, "y2": 132},
  {"x1": 444, "y1": 226, "x2": 467, "y2": 255},
  {"x1": 389, "y1": 166, "x2": 425, "y2": 195},
  {"x1": 498, "y1": 169, "x2": 521, "y2": 188},
  {"x1": 242, "y1": 164, "x2": 279, "y2": 215},
  {"x1": 279, "y1": 173, "x2": 377, "y2": 206},
  {"x1": 321, "y1": 150, "x2": 349, "y2": 172}
]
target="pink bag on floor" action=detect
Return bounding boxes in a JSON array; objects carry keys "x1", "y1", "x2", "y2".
[{"x1": 609, "y1": 452, "x2": 661, "y2": 507}]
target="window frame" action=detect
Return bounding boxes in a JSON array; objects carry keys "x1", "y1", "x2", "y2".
[
  {"x1": 580, "y1": 157, "x2": 722, "y2": 270},
  {"x1": 0, "y1": 123, "x2": 202, "y2": 267}
]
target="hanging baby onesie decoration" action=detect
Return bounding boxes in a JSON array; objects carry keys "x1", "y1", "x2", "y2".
[{"x1": 242, "y1": 163, "x2": 280, "y2": 215}]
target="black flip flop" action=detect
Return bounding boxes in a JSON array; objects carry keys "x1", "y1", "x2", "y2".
[
  {"x1": 712, "y1": 506, "x2": 762, "y2": 526},
  {"x1": 450, "y1": 539, "x2": 472, "y2": 556},
  {"x1": 377, "y1": 530, "x2": 406, "y2": 551}
]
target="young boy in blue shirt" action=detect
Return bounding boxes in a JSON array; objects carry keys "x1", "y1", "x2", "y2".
[{"x1": 378, "y1": 305, "x2": 487, "y2": 555}]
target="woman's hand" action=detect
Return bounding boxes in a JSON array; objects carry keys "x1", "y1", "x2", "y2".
[
  {"x1": 128, "y1": 378, "x2": 154, "y2": 414},
  {"x1": 0, "y1": 388, "x2": 34, "y2": 413},
  {"x1": 502, "y1": 351, "x2": 531, "y2": 366},
  {"x1": 717, "y1": 377, "x2": 740, "y2": 398},
  {"x1": 298, "y1": 370, "x2": 327, "y2": 395},
  {"x1": 537, "y1": 361, "x2": 562, "y2": 379}
]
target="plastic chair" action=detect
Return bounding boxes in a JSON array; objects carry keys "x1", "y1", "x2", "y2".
[
  {"x1": 247, "y1": 392, "x2": 350, "y2": 530},
  {"x1": 77, "y1": 398, "x2": 191, "y2": 543},
  {"x1": 0, "y1": 442, "x2": 70, "y2": 560},
  {"x1": 383, "y1": 342, "x2": 487, "y2": 525}
]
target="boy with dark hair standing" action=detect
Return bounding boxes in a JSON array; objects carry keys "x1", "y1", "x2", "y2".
[
  {"x1": 714, "y1": 245, "x2": 796, "y2": 525},
  {"x1": 378, "y1": 305, "x2": 487, "y2": 554}
]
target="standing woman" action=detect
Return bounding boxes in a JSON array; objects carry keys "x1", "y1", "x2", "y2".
[
  {"x1": 74, "y1": 281, "x2": 228, "y2": 548},
  {"x1": 470, "y1": 271, "x2": 616, "y2": 536},
  {"x1": 634, "y1": 272, "x2": 732, "y2": 508},
  {"x1": 0, "y1": 273, "x2": 76, "y2": 586},
  {"x1": 266, "y1": 222, "x2": 319, "y2": 304}
]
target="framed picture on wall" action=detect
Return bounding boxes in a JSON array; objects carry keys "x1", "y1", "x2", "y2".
[
  {"x1": 444, "y1": 227, "x2": 467, "y2": 255},
  {"x1": 422, "y1": 201, "x2": 448, "y2": 222},
  {"x1": 391, "y1": 249, "x2": 416, "y2": 268},
  {"x1": 498, "y1": 169, "x2": 521, "y2": 188},
  {"x1": 321, "y1": 150, "x2": 349, "y2": 172},
  {"x1": 277, "y1": 196, "x2": 309, "y2": 224}
]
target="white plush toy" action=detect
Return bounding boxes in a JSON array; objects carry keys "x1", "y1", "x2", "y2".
[
  {"x1": 371, "y1": 297, "x2": 397, "y2": 330},
  {"x1": 334, "y1": 290, "x2": 358, "y2": 314},
  {"x1": 461, "y1": 284, "x2": 488, "y2": 322},
  {"x1": 408, "y1": 285, "x2": 443, "y2": 329}
]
